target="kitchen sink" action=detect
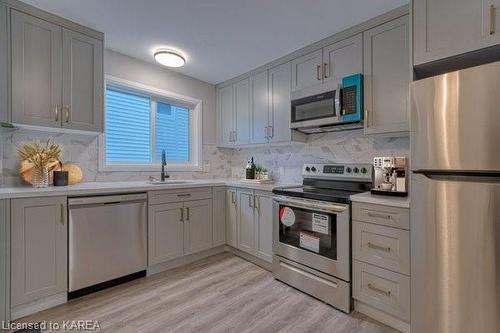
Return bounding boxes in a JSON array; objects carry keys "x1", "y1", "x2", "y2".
[{"x1": 147, "y1": 179, "x2": 193, "y2": 185}]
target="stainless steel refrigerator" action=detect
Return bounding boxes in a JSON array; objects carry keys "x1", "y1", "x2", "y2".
[{"x1": 410, "y1": 61, "x2": 500, "y2": 333}]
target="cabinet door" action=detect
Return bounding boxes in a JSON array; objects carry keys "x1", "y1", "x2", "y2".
[
  {"x1": 148, "y1": 202, "x2": 184, "y2": 265},
  {"x1": 364, "y1": 16, "x2": 410, "y2": 135},
  {"x1": 291, "y1": 49, "x2": 323, "y2": 92},
  {"x1": 184, "y1": 199, "x2": 213, "y2": 255},
  {"x1": 212, "y1": 187, "x2": 226, "y2": 247},
  {"x1": 234, "y1": 78, "x2": 250, "y2": 145},
  {"x1": 254, "y1": 192, "x2": 273, "y2": 263},
  {"x1": 268, "y1": 62, "x2": 291, "y2": 143},
  {"x1": 413, "y1": 0, "x2": 499, "y2": 65},
  {"x1": 11, "y1": 10, "x2": 62, "y2": 128},
  {"x1": 217, "y1": 85, "x2": 234, "y2": 146},
  {"x1": 0, "y1": 4, "x2": 7, "y2": 123},
  {"x1": 62, "y1": 28, "x2": 103, "y2": 132},
  {"x1": 11, "y1": 197, "x2": 67, "y2": 307},
  {"x1": 323, "y1": 34, "x2": 363, "y2": 84},
  {"x1": 250, "y1": 71, "x2": 269, "y2": 144},
  {"x1": 237, "y1": 189, "x2": 255, "y2": 255},
  {"x1": 226, "y1": 188, "x2": 238, "y2": 247}
]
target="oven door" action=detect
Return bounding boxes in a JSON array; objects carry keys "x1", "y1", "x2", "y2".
[
  {"x1": 290, "y1": 89, "x2": 341, "y2": 129},
  {"x1": 273, "y1": 196, "x2": 350, "y2": 281}
]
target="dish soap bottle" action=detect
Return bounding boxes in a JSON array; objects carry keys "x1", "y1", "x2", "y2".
[{"x1": 246, "y1": 157, "x2": 256, "y2": 179}]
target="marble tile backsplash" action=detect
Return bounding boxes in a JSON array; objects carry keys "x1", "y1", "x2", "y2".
[{"x1": 1, "y1": 128, "x2": 408, "y2": 186}]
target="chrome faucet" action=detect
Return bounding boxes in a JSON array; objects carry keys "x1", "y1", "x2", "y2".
[{"x1": 161, "y1": 149, "x2": 170, "y2": 181}]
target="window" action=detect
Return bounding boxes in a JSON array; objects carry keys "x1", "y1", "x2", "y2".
[{"x1": 100, "y1": 77, "x2": 202, "y2": 171}]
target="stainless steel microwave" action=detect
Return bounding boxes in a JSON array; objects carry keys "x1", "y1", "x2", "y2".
[{"x1": 290, "y1": 74, "x2": 363, "y2": 133}]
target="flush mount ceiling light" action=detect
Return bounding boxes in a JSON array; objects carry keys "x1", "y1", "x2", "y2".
[{"x1": 154, "y1": 49, "x2": 186, "y2": 68}]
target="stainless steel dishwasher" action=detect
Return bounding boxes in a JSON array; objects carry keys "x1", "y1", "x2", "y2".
[{"x1": 68, "y1": 193, "x2": 147, "y2": 298}]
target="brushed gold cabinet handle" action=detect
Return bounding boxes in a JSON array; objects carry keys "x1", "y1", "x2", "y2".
[
  {"x1": 490, "y1": 5, "x2": 496, "y2": 35},
  {"x1": 177, "y1": 194, "x2": 191, "y2": 198},
  {"x1": 186, "y1": 207, "x2": 190, "y2": 221},
  {"x1": 64, "y1": 105, "x2": 70, "y2": 123},
  {"x1": 367, "y1": 283, "x2": 391, "y2": 297},
  {"x1": 55, "y1": 105, "x2": 59, "y2": 122},
  {"x1": 316, "y1": 65, "x2": 322, "y2": 80},
  {"x1": 323, "y1": 63, "x2": 328, "y2": 79},
  {"x1": 365, "y1": 109, "x2": 369, "y2": 128},
  {"x1": 367, "y1": 212, "x2": 392, "y2": 220},
  {"x1": 254, "y1": 195, "x2": 259, "y2": 211},
  {"x1": 367, "y1": 242, "x2": 391, "y2": 252}
]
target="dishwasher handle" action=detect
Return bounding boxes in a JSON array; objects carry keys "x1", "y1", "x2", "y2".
[{"x1": 68, "y1": 193, "x2": 147, "y2": 206}]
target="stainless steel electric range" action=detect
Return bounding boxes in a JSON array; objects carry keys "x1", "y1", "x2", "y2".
[{"x1": 272, "y1": 163, "x2": 373, "y2": 313}]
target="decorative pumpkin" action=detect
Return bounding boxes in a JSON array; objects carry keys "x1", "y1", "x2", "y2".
[
  {"x1": 19, "y1": 159, "x2": 62, "y2": 185},
  {"x1": 61, "y1": 163, "x2": 83, "y2": 185}
]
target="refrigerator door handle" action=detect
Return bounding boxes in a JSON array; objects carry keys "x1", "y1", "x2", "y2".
[{"x1": 413, "y1": 170, "x2": 500, "y2": 183}]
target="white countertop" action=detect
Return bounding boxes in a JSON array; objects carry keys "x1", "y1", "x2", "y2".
[
  {"x1": 0, "y1": 179, "x2": 290, "y2": 199},
  {"x1": 350, "y1": 191, "x2": 410, "y2": 209}
]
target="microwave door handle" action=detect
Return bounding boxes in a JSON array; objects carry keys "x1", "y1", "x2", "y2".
[{"x1": 334, "y1": 83, "x2": 341, "y2": 119}]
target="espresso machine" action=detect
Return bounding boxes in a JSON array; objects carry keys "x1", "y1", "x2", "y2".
[{"x1": 371, "y1": 156, "x2": 408, "y2": 196}]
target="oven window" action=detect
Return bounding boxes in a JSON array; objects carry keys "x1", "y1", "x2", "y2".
[{"x1": 278, "y1": 205, "x2": 337, "y2": 260}]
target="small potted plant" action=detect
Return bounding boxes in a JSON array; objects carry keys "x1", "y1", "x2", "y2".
[
  {"x1": 255, "y1": 165, "x2": 269, "y2": 180},
  {"x1": 17, "y1": 139, "x2": 61, "y2": 188}
]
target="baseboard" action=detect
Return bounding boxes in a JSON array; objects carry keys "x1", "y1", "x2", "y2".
[
  {"x1": 225, "y1": 246, "x2": 272, "y2": 271},
  {"x1": 147, "y1": 245, "x2": 226, "y2": 276},
  {"x1": 354, "y1": 300, "x2": 410, "y2": 333},
  {"x1": 10, "y1": 292, "x2": 67, "y2": 320}
]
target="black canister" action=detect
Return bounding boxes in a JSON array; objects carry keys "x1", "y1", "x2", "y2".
[{"x1": 53, "y1": 170, "x2": 69, "y2": 186}]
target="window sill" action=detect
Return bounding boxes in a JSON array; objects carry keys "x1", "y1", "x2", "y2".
[{"x1": 98, "y1": 164, "x2": 202, "y2": 172}]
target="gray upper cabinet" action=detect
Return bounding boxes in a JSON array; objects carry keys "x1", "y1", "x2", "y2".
[
  {"x1": 414, "y1": 0, "x2": 500, "y2": 66},
  {"x1": 234, "y1": 78, "x2": 250, "y2": 145},
  {"x1": 11, "y1": 9, "x2": 62, "y2": 128},
  {"x1": 9, "y1": 7, "x2": 103, "y2": 132},
  {"x1": 62, "y1": 28, "x2": 103, "y2": 131},
  {"x1": 10, "y1": 196, "x2": 67, "y2": 308},
  {"x1": 250, "y1": 70, "x2": 269, "y2": 144},
  {"x1": 0, "y1": 4, "x2": 8, "y2": 123},
  {"x1": 322, "y1": 34, "x2": 363, "y2": 84},
  {"x1": 291, "y1": 49, "x2": 323, "y2": 92},
  {"x1": 363, "y1": 15, "x2": 410, "y2": 135},
  {"x1": 268, "y1": 62, "x2": 292, "y2": 143},
  {"x1": 217, "y1": 84, "x2": 234, "y2": 146}
]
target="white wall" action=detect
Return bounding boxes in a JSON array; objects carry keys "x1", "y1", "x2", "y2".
[{"x1": 104, "y1": 49, "x2": 217, "y2": 144}]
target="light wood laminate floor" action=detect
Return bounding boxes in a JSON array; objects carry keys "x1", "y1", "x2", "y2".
[{"x1": 17, "y1": 253, "x2": 398, "y2": 333}]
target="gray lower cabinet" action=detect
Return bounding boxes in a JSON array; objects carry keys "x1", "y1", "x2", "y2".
[
  {"x1": 183, "y1": 199, "x2": 213, "y2": 255},
  {"x1": 148, "y1": 189, "x2": 214, "y2": 266},
  {"x1": 10, "y1": 8, "x2": 103, "y2": 131},
  {"x1": 11, "y1": 9, "x2": 62, "y2": 128},
  {"x1": 62, "y1": 28, "x2": 103, "y2": 131},
  {"x1": 148, "y1": 202, "x2": 184, "y2": 265},
  {"x1": 10, "y1": 196, "x2": 67, "y2": 308},
  {"x1": 413, "y1": 0, "x2": 500, "y2": 66},
  {"x1": 363, "y1": 15, "x2": 410, "y2": 135},
  {"x1": 0, "y1": 199, "x2": 9, "y2": 322},
  {"x1": 212, "y1": 187, "x2": 226, "y2": 247},
  {"x1": 0, "y1": 3, "x2": 8, "y2": 123},
  {"x1": 235, "y1": 188, "x2": 273, "y2": 263},
  {"x1": 225, "y1": 188, "x2": 238, "y2": 247}
]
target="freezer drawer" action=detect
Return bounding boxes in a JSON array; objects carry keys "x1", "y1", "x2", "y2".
[{"x1": 68, "y1": 194, "x2": 147, "y2": 292}]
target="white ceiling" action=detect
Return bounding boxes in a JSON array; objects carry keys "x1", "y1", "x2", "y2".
[{"x1": 21, "y1": 0, "x2": 408, "y2": 84}]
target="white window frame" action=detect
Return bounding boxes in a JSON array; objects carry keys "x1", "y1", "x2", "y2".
[{"x1": 99, "y1": 75, "x2": 203, "y2": 172}]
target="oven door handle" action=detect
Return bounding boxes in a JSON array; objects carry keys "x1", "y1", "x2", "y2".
[{"x1": 273, "y1": 196, "x2": 349, "y2": 214}]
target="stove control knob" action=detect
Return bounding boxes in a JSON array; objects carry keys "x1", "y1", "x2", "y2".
[
  {"x1": 346, "y1": 167, "x2": 352, "y2": 173},
  {"x1": 305, "y1": 166, "x2": 311, "y2": 172},
  {"x1": 353, "y1": 167, "x2": 359, "y2": 173},
  {"x1": 361, "y1": 167, "x2": 368, "y2": 174},
  {"x1": 311, "y1": 166, "x2": 317, "y2": 172}
]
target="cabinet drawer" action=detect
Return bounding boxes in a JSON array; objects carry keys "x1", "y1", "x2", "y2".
[
  {"x1": 353, "y1": 261, "x2": 410, "y2": 321},
  {"x1": 352, "y1": 202, "x2": 409, "y2": 230},
  {"x1": 353, "y1": 221, "x2": 410, "y2": 275},
  {"x1": 148, "y1": 187, "x2": 212, "y2": 205}
]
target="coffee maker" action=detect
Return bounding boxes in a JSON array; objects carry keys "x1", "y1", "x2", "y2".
[{"x1": 371, "y1": 156, "x2": 408, "y2": 197}]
